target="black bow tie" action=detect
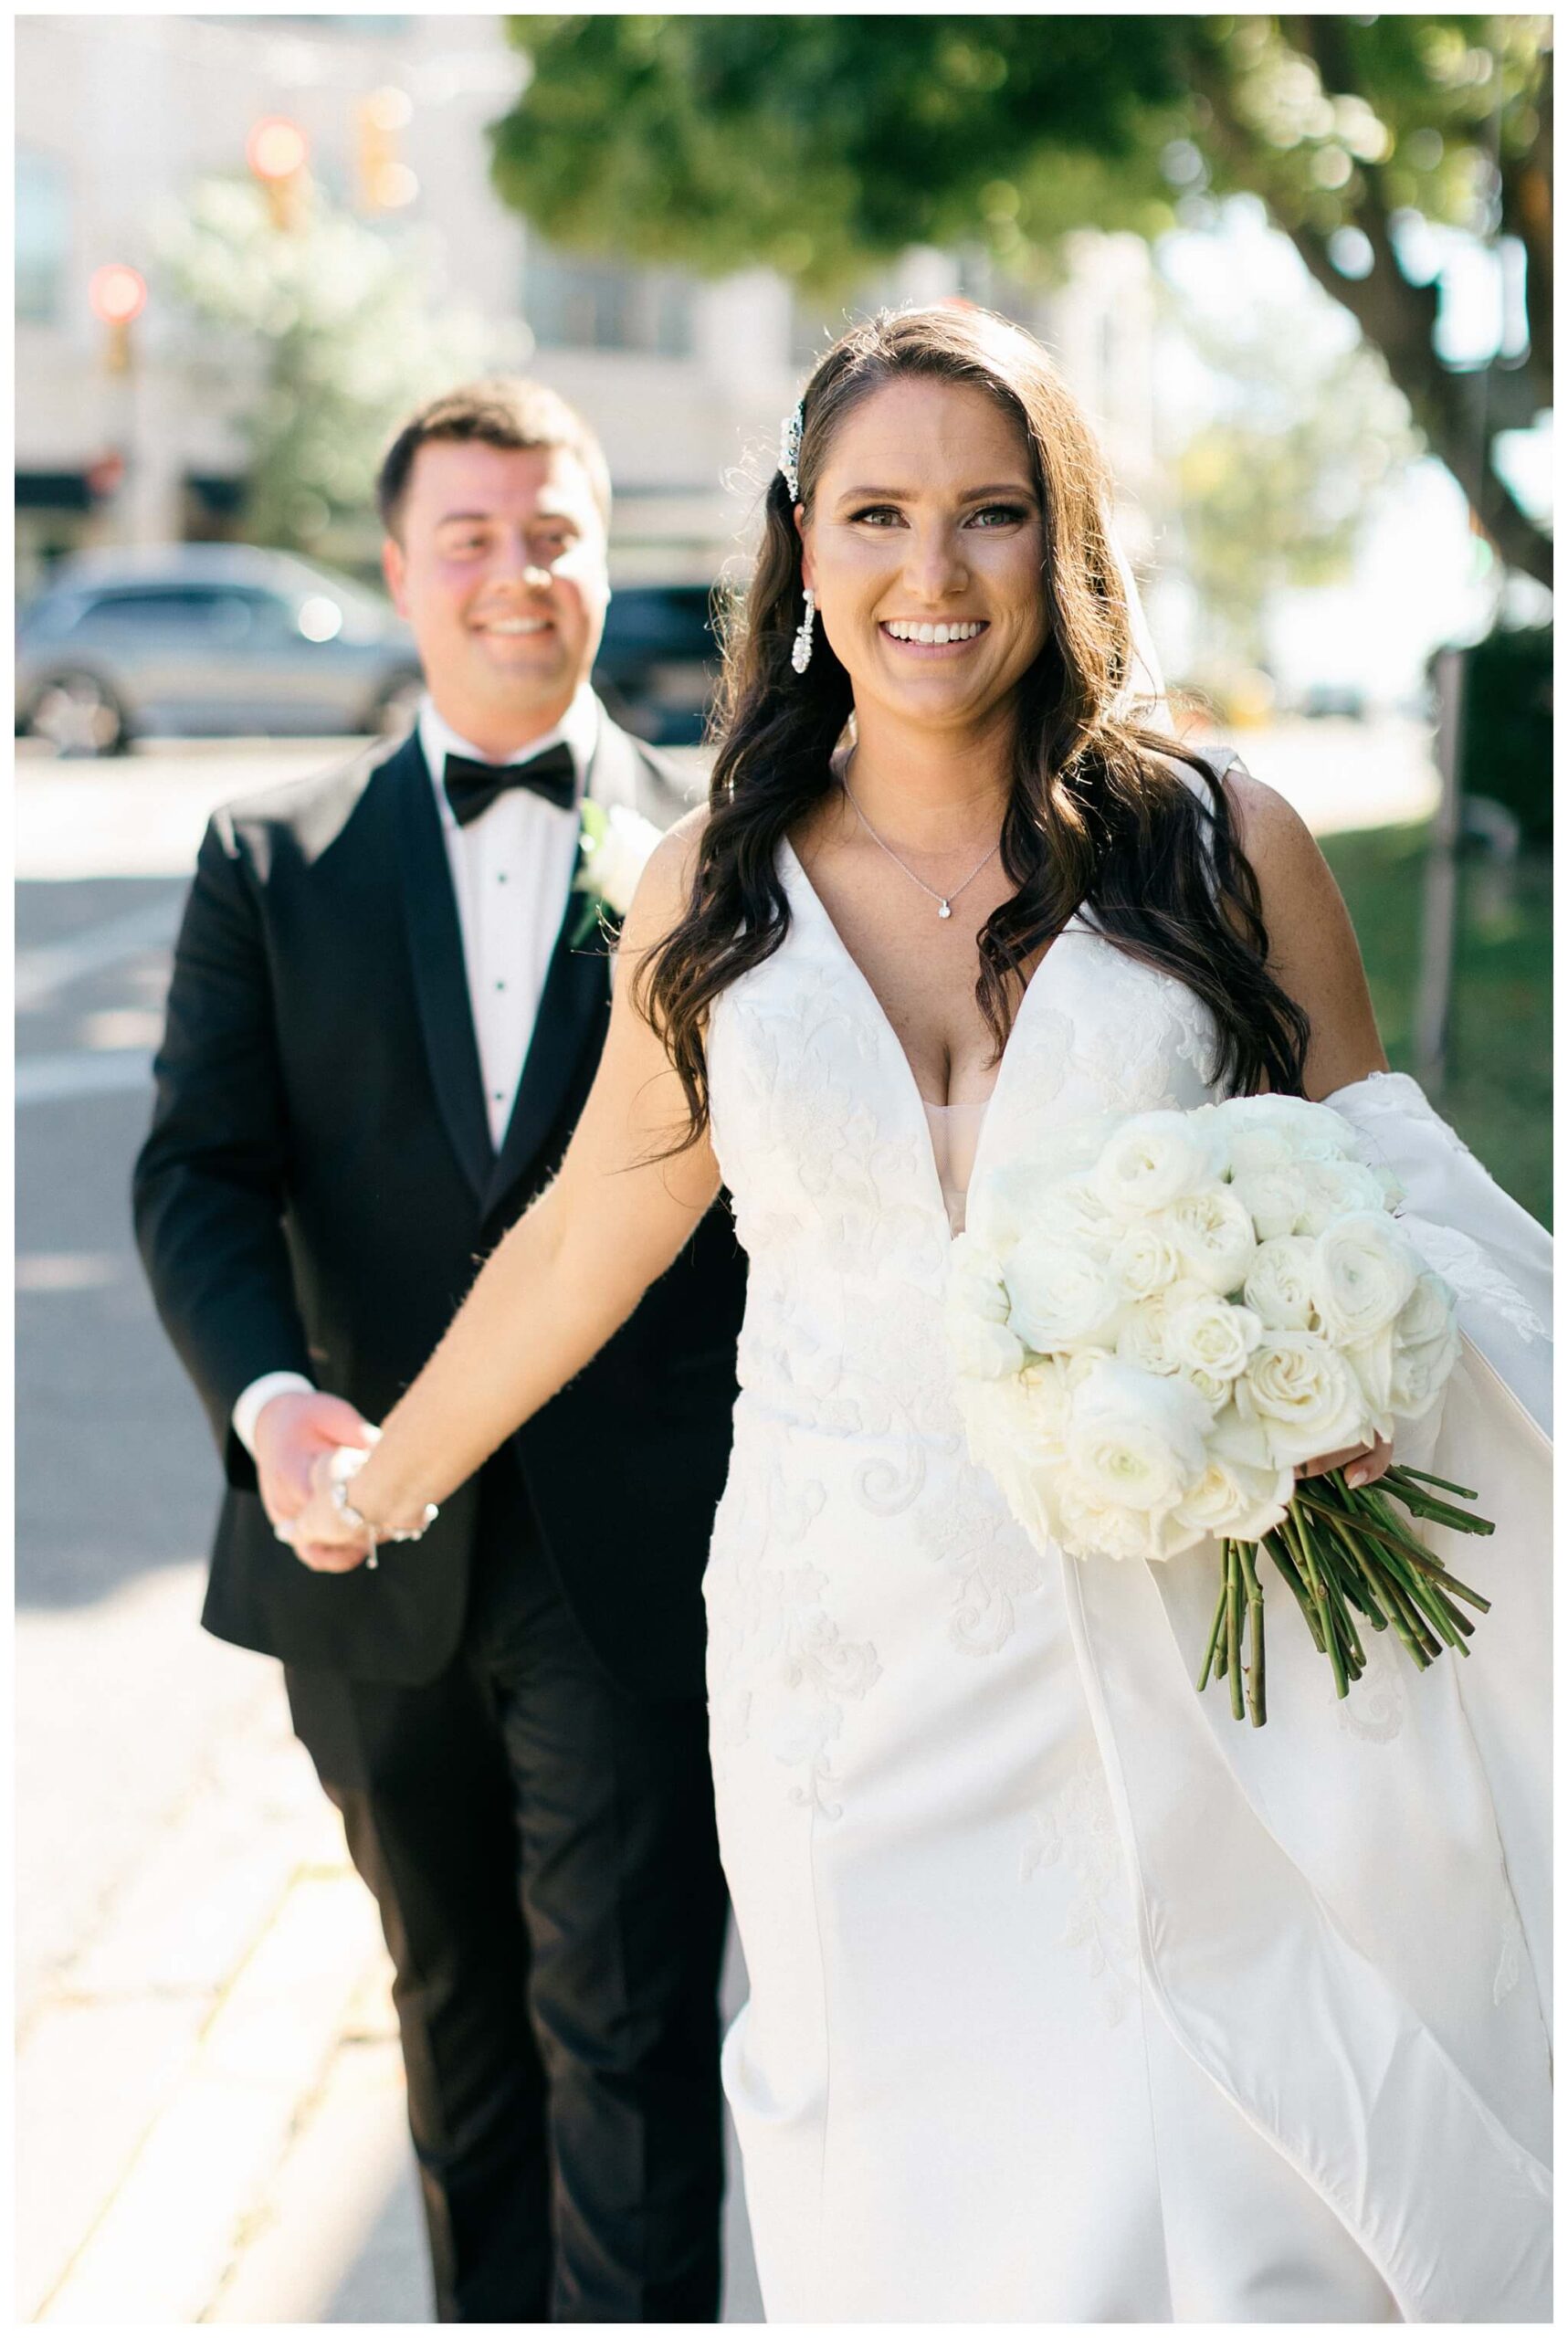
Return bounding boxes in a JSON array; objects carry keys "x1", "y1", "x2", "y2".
[{"x1": 443, "y1": 742, "x2": 578, "y2": 827}]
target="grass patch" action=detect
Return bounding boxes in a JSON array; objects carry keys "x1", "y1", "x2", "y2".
[{"x1": 1321, "y1": 822, "x2": 1551, "y2": 1227}]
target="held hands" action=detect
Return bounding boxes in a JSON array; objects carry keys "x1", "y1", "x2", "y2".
[
  {"x1": 289, "y1": 1445, "x2": 384, "y2": 1572},
  {"x1": 254, "y1": 1390, "x2": 380, "y2": 1572}
]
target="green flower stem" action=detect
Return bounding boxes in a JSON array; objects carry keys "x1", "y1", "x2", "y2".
[
  {"x1": 1226, "y1": 1541, "x2": 1245, "y2": 1722},
  {"x1": 1197, "y1": 1569, "x2": 1229, "y2": 1693},
  {"x1": 1262, "y1": 1530, "x2": 1327, "y2": 1651},
  {"x1": 1386, "y1": 1464, "x2": 1479, "y2": 1501},
  {"x1": 1237, "y1": 1538, "x2": 1267, "y2": 1728},
  {"x1": 1285, "y1": 1508, "x2": 1349, "y2": 1699}
]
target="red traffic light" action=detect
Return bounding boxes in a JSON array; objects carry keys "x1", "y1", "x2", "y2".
[
  {"x1": 247, "y1": 116, "x2": 310, "y2": 182},
  {"x1": 89, "y1": 264, "x2": 147, "y2": 327}
]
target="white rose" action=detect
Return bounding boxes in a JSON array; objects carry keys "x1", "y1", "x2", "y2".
[
  {"x1": 1057, "y1": 1480, "x2": 1208, "y2": 1564},
  {"x1": 1115, "y1": 1278, "x2": 1211, "y2": 1375},
  {"x1": 1005, "y1": 1239, "x2": 1122, "y2": 1353},
  {"x1": 1063, "y1": 1359, "x2": 1212, "y2": 1518},
  {"x1": 1231, "y1": 1164, "x2": 1309, "y2": 1241},
  {"x1": 1243, "y1": 1236, "x2": 1319, "y2": 1331},
  {"x1": 1311, "y1": 1211, "x2": 1419, "y2": 1346},
  {"x1": 1165, "y1": 1293, "x2": 1263, "y2": 1385},
  {"x1": 1294, "y1": 1157, "x2": 1394, "y2": 1237},
  {"x1": 1245, "y1": 1332, "x2": 1371, "y2": 1466},
  {"x1": 1173, "y1": 1406, "x2": 1293, "y2": 1540},
  {"x1": 1107, "y1": 1220, "x2": 1184, "y2": 1301},
  {"x1": 1159, "y1": 1185, "x2": 1258, "y2": 1295},
  {"x1": 576, "y1": 803, "x2": 661, "y2": 917},
  {"x1": 1093, "y1": 1111, "x2": 1217, "y2": 1217},
  {"x1": 1045, "y1": 1178, "x2": 1121, "y2": 1255}
]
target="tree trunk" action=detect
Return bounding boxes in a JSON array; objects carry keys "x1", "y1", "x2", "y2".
[{"x1": 1189, "y1": 30, "x2": 1553, "y2": 589}]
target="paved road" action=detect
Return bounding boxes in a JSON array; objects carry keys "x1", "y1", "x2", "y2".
[
  {"x1": 16, "y1": 736, "x2": 757, "y2": 2323},
  {"x1": 16, "y1": 721, "x2": 1436, "y2": 2321}
]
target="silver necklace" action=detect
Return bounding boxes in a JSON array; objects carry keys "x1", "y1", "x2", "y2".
[{"x1": 841, "y1": 768, "x2": 1001, "y2": 920}]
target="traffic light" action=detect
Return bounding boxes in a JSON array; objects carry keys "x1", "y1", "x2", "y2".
[
  {"x1": 247, "y1": 116, "x2": 310, "y2": 231},
  {"x1": 88, "y1": 263, "x2": 147, "y2": 374},
  {"x1": 354, "y1": 87, "x2": 417, "y2": 213}
]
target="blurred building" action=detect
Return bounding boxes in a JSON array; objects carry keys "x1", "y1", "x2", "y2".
[{"x1": 16, "y1": 12, "x2": 1159, "y2": 595}]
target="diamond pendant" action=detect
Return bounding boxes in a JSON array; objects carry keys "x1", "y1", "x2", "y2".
[{"x1": 938, "y1": 900, "x2": 952, "y2": 919}]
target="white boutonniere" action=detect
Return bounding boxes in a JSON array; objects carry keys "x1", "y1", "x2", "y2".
[{"x1": 569, "y1": 800, "x2": 661, "y2": 947}]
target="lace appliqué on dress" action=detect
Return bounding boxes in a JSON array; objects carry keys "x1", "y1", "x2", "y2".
[{"x1": 1022, "y1": 1753, "x2": 1136, "y2": 2026}]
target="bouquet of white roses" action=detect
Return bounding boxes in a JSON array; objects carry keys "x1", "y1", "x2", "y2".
[{"x1": 949, "y1": 1096, "x2": 1494, "y2": 1725}]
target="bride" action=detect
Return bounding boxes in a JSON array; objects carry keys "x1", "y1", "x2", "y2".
[{"x1": 292, "y1": 305, "x2": 1551, "y2": 2322}]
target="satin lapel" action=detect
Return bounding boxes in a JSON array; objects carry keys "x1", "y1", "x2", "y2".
[
  {"x1": 479, "y1": 711, "x2": 637, "y2": 1221},
  {"x1": 391, "y1": 736, "x2": 494, "y2": 1201}
]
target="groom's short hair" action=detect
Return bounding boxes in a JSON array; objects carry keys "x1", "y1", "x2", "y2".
[{"x1": 376, "y1": 379, "x2": 613, "y2": 539}]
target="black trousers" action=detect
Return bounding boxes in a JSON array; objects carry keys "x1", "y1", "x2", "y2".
[{"x1": 284, "y1": 1458, "x2": 729, "y2": 2322}]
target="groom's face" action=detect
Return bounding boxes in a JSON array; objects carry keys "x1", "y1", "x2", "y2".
[{"x1": 382, "y1": 437, "x2": 610, "y2": 751}]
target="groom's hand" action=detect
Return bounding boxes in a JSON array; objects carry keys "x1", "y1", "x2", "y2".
[{"x1": 254, "y1": 1391, "x2": 374, "y2": 1531}]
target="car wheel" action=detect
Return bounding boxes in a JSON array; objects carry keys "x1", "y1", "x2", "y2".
[
  {"x1": 26, "y1": 671, "x2": 131, "y2": 757},
  {"x1": 368, "y1": 673, "x2": 425, "y2": 741}
]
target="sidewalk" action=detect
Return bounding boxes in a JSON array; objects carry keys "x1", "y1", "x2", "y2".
[{"x1": 19, "y1": 1661, "x2": 760, "y2": 2323}]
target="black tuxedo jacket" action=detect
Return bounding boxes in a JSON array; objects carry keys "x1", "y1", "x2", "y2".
[{"x1": 133, "y1": 716, "x2": 746, "y2": 1700}]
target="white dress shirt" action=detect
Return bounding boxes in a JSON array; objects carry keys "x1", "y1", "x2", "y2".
[{"x1": 233, "y1": 688, "x2": 600, "y2": 1458}]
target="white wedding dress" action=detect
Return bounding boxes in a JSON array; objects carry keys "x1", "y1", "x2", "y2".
[{"x1": 701, "y1": 838, "x2": 1552, "y2": 2322}]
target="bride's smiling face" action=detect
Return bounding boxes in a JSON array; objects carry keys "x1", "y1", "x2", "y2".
[{"x1": 798, "y1": 376, "x2": 1048, "y2": 731}]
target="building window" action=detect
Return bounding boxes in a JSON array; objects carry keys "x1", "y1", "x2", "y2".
[
  {"x1": 524, "y1": 243, "x2": 694, "y2": 357},
  {"x1": 16, "y1": 148, "x2": 69, "y2": 326}
]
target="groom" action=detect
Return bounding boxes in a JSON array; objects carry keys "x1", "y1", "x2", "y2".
[{"x1": 133, "y1": 381, "x2": 745, "y2": 2322}]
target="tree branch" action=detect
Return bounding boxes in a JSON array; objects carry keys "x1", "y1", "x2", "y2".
[{"x1": 1188, "y1": 26, "x2": 1552, "y2": 586}]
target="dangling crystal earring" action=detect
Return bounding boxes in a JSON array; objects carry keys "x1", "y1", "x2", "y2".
[{"x1": 791, "y1": 587, "x2": 816, "y2": 675}]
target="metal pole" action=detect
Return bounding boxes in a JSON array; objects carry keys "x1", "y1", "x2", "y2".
[{"x1": 1413, "y1": 647, "x2": 1466, "y2": 1090}]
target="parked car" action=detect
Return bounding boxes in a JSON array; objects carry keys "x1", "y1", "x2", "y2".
[
  {"x1": 593, "y1": 583, "x2": 730, "y2": 748},
  {"x1": 16, "y1": 544, "x2": 423, "y2": 753}
]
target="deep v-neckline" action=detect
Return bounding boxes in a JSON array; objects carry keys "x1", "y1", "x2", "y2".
[{"x1": 780, "y1": 836, "x2": 1082, "y2": 1239}]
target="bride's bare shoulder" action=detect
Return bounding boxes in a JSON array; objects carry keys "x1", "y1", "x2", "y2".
[{"x1": 618, "y1": 804, "x2": 710, "y2": 953}]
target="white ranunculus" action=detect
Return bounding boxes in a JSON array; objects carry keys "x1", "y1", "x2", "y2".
[
  {"x1": 1344, "y1": 1325, "x2": 1396, "y2": 1435},
  {"x1": 1063, "y1": 1359, "x2": 1211, "y2": 1518},
  {"x1": 1311, "y1": 1211, "x2": 1419, "y2": 1346},
  {"x1": 1231, "y1": 1164, "x2": 1309, "y2": 1241},
  {"x1": 1394, "y1": 1267, "x2": 1459, "y2": 1353},
  {"x1": 1243, "y1": 1236, "x2": 1319, "y2": 1331},
  {"x1": 1294, "y1": 1157, "x2": 1394, "y2": 1237},
  {"x1": 1388, "y1": 1272, "x2": 1460, "y2": 1420},
  {"x1": 968, "y1": 1129, "x2": 1110, "y2": 1252},
  {"x1": 1044, "y1": 1178, "x2": 1121, "y2": 1255},
  {"x1": 1389, "y1": 1329, "x2": 1460, "y2": 1421},
  {"x1": 1005, "y1": 1239, "x2": 1122, "y2": 1354},
  {"x1": 1115, "y1": 1278, "x2": 1211, "y2": 1376},
  {"x1": 1107, "y1": 1220, "x2": 1184, "y2": 1301},
  {"x1": 952, "y1": 1315, "x2": 1026, "y2": 1380},
  {"x1": 1214, "y1": 1094, "x2": 1357, "y2": 1163},
  {"x1": 1224, "y1": 1122, "x2": 1296, "y2": 1179},
  {"x1": 1245, "y1": 1332, "x2": 1371, "y2": 1466},
  {"x1": 1092, "y1": 1111, "x2": 1217, "y2": 1217},
  {"x1": 1165, "y1": 1293, "x2": 1263, "y2": 1385},
  {"x1": 947, "y1": 1232, "x2": 1013, "y2": 1326},
  {"x1": 1057, "y1": 1481, "x2": 1208, "y2": 1564},
  {"x1": 1159, "y1": 1185, "x2": 1258, "y2": 1295}
]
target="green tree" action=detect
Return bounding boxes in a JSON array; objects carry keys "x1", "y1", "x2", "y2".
[
  {"x1": 490, "y1": 14, "x2": 1551, "y2": 582},
  {"x1": 156, "y1": 176, "x2": 505, "y2": 553},
  {"x1": 1163, "y1": 275, "x2": 1423, "y2": 675}
]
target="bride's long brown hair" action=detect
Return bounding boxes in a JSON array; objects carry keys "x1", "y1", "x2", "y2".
[{"x1": 637, "y1": 305, "x2": 1309, "y2": 1144}]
